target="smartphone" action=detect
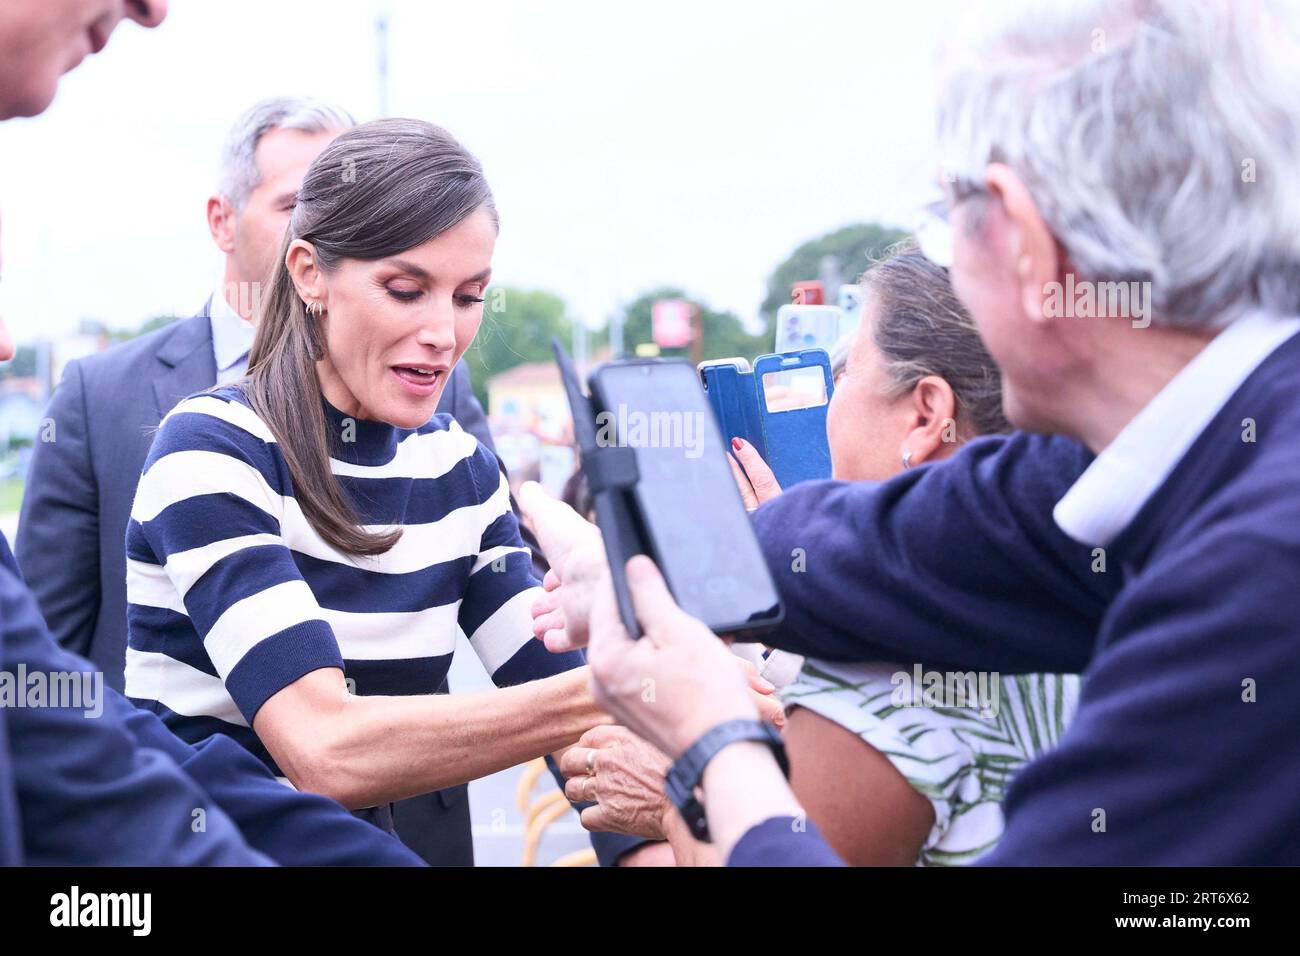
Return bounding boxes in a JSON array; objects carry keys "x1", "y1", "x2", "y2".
[
  {"x1": 837, "y1": 284, "x2": 865, "y2": 338},
  {"x1": 752, "y1": 350, "x2": 834, "y2": 486},
  {"x1": 586, "y1": 359, "x2": 783, "y2": 638},
  {"x1": 699, "y1": 350, "x2": 834, "y2": 488},
  {"x1": 698, "y1": 357, "x2": 765, "y2": 456},
  {"x1": 775, "y1": 303, "x2": 842, "y2": 353}
]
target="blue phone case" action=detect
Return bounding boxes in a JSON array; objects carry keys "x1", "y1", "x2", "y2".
[{"x1": 700, "y1": 349, "x2": 834, "y2": 488}]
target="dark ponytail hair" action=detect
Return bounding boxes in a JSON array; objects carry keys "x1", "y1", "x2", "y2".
[{"x1": 245, "y1": 118, "x2": 496, "y2": 556}]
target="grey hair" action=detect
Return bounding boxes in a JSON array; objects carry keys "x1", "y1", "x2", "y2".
[
  {"x1": 218, "y1": 97, "x2": 356, "y2": 210},
  {"x1": 936, "y1": 0, "x2": 1300, "y2": 328},
  {"x1": 860, "y1": 240, "x2": 1010, "y2": 437}
]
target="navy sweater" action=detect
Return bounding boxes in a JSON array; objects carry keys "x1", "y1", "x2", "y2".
[
  {"x1": 0, "y1": 534, "x2": 422, "y2": 866},
  {"x1": 737, "y1": 335, "x2": 1300, "y2": 864}
]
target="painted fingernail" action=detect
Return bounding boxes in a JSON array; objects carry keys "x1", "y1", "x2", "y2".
[{"x1": 732, "y1": 437, "x2": 743, "y2": 451}]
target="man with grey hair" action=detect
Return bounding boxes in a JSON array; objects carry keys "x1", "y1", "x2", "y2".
[
  {"x1": 16, "y1": 96, "x2": 502, "y2": 865},
  {"x1": 531, "y1": 0, "x2": 1300, "y2": 865},
  {"x1": 205, "y1": 96, "x2": 355, "y2": 373}
]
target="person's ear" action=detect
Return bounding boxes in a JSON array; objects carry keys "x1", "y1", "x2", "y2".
[
  {"x1": 899, "y1": 375, "x2": 959, "y2": 466},
  {"x1": 206, "y1": 195, "x2": 236, "y2": 255},
  {"x1": 983, "y1": 163, "x2": 1062, "y2": 328},
  {"x1": 285, "y1": 239, "x2": 324, "y2": 304}
]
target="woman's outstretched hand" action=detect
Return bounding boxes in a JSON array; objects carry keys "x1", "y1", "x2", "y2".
[{"x1": 519, "y1": 481, "x2": 607, "y2": 651}]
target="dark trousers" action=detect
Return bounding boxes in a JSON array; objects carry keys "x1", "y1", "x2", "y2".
[
  {"x1": 392, "y1": 787, "x2": 474, "y2": 866},
  {"x1": 389, "y1": 676, "x2": 475, "y2": 866}
]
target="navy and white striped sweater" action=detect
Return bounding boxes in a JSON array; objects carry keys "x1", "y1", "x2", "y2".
[{"x1": 124, "y1": 385, "x2": 584, "y2": 775}]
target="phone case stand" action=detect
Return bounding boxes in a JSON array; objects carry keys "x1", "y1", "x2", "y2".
[
  {"x1": 553, "y1": 339, "x2": 648, "y2": 639},
  {"x1": 701, "y1": 348, "x2": 835, "y2": 489}
]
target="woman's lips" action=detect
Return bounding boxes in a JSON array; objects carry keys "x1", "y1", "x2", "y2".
[{"x1": 392, "y1": 366, "x2": 446, "y2": 395}]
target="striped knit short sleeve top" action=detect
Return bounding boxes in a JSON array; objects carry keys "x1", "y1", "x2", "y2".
[{"x1": 123, "y1": 385, "x2": 584, "y2": 775}]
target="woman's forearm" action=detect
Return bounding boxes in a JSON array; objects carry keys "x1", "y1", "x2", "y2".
[{"x1": 261, "y1": 666, "x2": 608, "y2": 809}]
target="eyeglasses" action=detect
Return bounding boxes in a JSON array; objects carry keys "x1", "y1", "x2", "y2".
[
  {"x1": 915, "y1": 199, "x2": 956, "y2": 269},
  {"x1": 914, "y1": 178, "x2": 989, "y2": 269}
]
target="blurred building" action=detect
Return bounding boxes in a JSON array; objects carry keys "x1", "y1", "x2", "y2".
[
  {"x1": 487, "y1": 360, "x2": 568, "y2": 441},
  {"x1": 486, "y1": 348, "x2": 610, "y2": 495}
]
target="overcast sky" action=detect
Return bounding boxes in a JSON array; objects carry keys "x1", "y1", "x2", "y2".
[{"x1": 0, "y1": 0, "x2": 958, "y2": 344}]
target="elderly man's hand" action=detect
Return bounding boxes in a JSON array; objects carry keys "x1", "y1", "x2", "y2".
[
  {"x1": 586, "y1": 555, "x2": 759, "y2": 760},
  {"x1": 539, "y1": 584, "x2": 784, "y2": 725},
  {"x1": 522, "y1": 481, "x2": 785, "y2": 729},
  {"x1": 560, "y1": 684, "x2": 783, "y2": 841},
  {"x1": 560, "y1": 725, "x2": 672, "y2": 839}
]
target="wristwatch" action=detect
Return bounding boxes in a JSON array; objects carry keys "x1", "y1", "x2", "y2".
[{"x1": 665, "y1": 718, "x2": 789, "y2": 843}]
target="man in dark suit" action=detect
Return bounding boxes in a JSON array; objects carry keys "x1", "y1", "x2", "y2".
[{"x1": 16, "y1": 97, "x2": 492, "y2": 866}]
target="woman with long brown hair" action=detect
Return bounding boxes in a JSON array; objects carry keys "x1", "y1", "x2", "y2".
[{"x1": 121, "y1": 118, "x2": 618, "y2": 841}]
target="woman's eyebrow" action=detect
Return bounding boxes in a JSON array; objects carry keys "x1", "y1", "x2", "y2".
[
  {"x1": 387, "y1": 258, "x2": 492, "y2": 283},
  {"x1": 386, "y1": 258, "x2": 431, "y2": 279},
  {"x1": 384, "y1": 259, "x2": 491, "y2": 285}
]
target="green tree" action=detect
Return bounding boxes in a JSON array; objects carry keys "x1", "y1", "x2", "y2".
[
  {"x1": 461, "y1": 286, "x2": 574, "y2": 407},
  {"x1": 600, "y1": 287, "x2": 767, "y2": 363},
  {"x1": 760, "y1": 222, "x2": 908, "y2": 339}
]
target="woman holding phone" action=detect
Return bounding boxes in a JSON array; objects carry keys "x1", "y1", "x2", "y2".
[{"x1": 121, "y1": 119, "x2": 685, "y2": 844}]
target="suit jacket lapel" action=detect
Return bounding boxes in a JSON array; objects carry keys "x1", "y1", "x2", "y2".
[{"x1": 152, "y1": 305, "x2": 218, "y2": 420}]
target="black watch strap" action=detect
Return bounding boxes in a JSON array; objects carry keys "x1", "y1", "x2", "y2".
[{"x1": 665, "y1": 718, "x2": 788, "y2": 844}]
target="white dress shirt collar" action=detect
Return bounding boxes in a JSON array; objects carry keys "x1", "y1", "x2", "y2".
[
  {"x1": 1054, "y1": 309, "x2": 1300, "y2": 548},
  {"x1": 209, "y1": 285, "x2": 257, "y2": 381}
]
